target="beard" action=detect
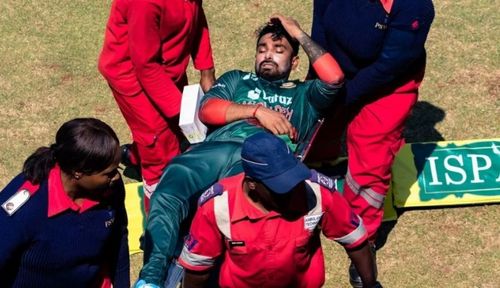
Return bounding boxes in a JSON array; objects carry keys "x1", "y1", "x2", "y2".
[{"x1": 256, "y1": 60, "x2": 290, "y2": 81}]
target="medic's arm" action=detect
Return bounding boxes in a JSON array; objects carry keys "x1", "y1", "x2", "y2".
[
  {"x1": 190, "y1": 4, "x2": 216, "y2": 93},
  {"x1": 321, "y1": 189, "x2": 378, "y2": 287},
  {"x1": 178, "y1": 198, "x2": 223, "y2": 287}
]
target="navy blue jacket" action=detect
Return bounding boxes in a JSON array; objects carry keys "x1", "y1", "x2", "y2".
[
  {"x1": 0, "y1": 173, "x2": 130, "y2": 288},
  {"x1": 312, "y1": 0, "x2": 434, "y2": 103}
]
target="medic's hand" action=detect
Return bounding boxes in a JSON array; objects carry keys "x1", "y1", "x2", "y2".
[
  {"x1": 134, "y1": 279, "x2": 160, "y2": 288},
  {"x1": 269, "y1": 14, "x2": 305, "y2": 41},
  {"x1": 200, "y1": 68, "x2": 216, "y2": 93},
  {"x1": 254, "y1": 106, "x2": 297, "y2": 140}
]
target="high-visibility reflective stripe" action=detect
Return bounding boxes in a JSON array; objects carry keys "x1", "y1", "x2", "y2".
[
  {"x1": 180, "y1": 247, "x2": 215, "y2": 267},
  {"x1": 333, "y1": 216, "x2": 366, "y2": 245},
  {"x1": 345, "y1": 170, "x2": 385, "y2": 209},
  {"x1": 305, "y1": 180, "x2": 322, "y2": 216},
  {"x1": 360, "y1": 189, "x2": 385, "y2": 209},
  {"x1": 345, "y1": 170, "x2": 360, "y2": 193},
  {"x1": 214, "y1": 192, "x2": 231, "y2": 239}
]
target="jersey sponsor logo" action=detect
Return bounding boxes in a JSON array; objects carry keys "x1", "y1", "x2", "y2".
[
  {"x1": 246, "y1": 89, "x2": 293, "y2": 107},
  {"x1": 198, "y1": 183, "x2": 224, "y2": 206},
  {"x1": 273, "y1": 104, "x2": 294, "y2": 120},
  {"x1": 247, "y1": 88, "x2": 262, "y2": 100},
  {"x1": 2, "y1": 189, "x2": 30, "y2": 216},
  {"x1": 263, "y1": 93, "x2": 292, "y2": 106},
  {"x1": 241, "y1": 101, "x2": 295, "y2": 121},
  {"x1": 304, "y1": 213, "x2": 323, "y2": 231}
]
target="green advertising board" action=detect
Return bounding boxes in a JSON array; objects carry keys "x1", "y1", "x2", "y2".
[{"x1": 391, "y1": 139, "x2": 500, "y2": 207}]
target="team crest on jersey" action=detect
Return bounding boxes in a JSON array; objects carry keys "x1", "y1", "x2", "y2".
[
  {"x1": 2, "y1": 189, "x2": 30, "y2": 216},
  {"x1": 198, "y1": 183, "x2": 224, "y2": 206}
]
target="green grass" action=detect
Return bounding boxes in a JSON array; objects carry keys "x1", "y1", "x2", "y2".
[{"x1": 0, "y1": 0, "x2": 499, "y2": 286}]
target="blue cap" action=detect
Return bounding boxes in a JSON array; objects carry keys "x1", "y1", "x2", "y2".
[{"x1": 241, "y1": 132, "x2": 311, "y2": 194}]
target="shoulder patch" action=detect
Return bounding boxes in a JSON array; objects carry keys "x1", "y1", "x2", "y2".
[
  {"x1": 198, "y1": 183, "x2": 224, "y2": 206},
  {"x1": 309, "y1": 170, "x2": 337, "y2": 191},
  {"x1": 2, "y1": 189, "x2": 31, "y2": 216}
]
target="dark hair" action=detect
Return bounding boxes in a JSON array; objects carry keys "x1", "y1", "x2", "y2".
[
  {"x1": 23, "y1": 118, "x2": 120, "y2": 184},
  {"x1": 256, "y1": 19, "x2": 300, "y2": 57}
]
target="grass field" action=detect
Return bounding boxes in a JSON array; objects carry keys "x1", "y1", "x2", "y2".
[{"x1": 0, "y1": 0, "x2": 499, "y2": 287}]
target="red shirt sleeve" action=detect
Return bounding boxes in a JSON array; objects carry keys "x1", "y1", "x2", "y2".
[
  {"x1": 178, "y1": 200, "x2": 223, "y2": 271},
  {"x1": 127, "y1": 1, "x2": 182, "y2": 118},
  {"x1": 320, "y1": 188, "x2": 368, "y2": 249},
  {"x1": 191, "y1": 5, "x2": 214, "y2": 71}
]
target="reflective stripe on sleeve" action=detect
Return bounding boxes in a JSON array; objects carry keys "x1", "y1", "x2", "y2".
[
  {"x1": 214, "y1": 191, "x2": 231, "y2": 239},
  {"x1": 179, "y1": 247, "x2": 215, "y2": 268},
  {"x1": 305, "y1": 180, "x2": 322, "y2": 216},
  {"x1": 345, "y1": 170, "x2": 385, "y2": 209},
  {"x1": 333, "y1": 215, "x2": 366, "y2": 246}
]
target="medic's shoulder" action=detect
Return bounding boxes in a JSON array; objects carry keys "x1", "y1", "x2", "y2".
[
  {"x1": 308, "y1": 170, "x2": 337, "y2": 192},
  {"x1": 198, "y1": 183, "x2": 225, "y2": 207},
  {"x1": 1, "y1": 177, "x2": 40, "y2": 216}
]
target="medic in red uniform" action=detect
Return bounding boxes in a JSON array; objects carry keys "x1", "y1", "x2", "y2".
[
  {"x1": 98, "y1": 0, "x2": 215, "y2": 208},
  {"x1": 179, "y1": 132, "x2": 381, "y2": 288}
]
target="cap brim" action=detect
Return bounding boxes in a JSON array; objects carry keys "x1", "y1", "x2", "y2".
[{"x1": 261, "y1": 161, "x2": 311, "y2": 194}]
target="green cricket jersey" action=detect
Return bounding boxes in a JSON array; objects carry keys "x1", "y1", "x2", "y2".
[
  {"x1": 140, "y1": 70, "x2": 343, "y2": 284},
  {"x1": 201, "y1": 70, "x2": 343, "y2": 149}
]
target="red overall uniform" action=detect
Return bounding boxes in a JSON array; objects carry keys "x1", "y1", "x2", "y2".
[
  {"x1": 98, "y1": 0, "x2": 214, "y2": 199},
  {"x1": 179, "y1": 172, "x2": 368, "y2": 287}
]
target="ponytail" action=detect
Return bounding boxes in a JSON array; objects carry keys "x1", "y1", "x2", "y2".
[
  {"x1": 21, "y1": 118, "x2": 119, "y2": 184},
  {"x1": 22, "y1": 145, "x2": 57, "y2": 184}
]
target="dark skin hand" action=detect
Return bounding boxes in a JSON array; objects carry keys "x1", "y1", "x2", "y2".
[{"x1": 200, "y1": 68, "x2": 216, "y2": 93}]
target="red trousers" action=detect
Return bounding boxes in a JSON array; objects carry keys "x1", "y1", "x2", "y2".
[
  {"x1": 111, "y1": 88, "x2": 183, "y2": 189},
  {"x1": 343, "y1": 71, "x2": 424, "y2": 241}
]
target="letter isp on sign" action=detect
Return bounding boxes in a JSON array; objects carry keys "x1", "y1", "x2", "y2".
[{"x1": 416, "y1": 142, "x2": 499, "y2": 200}]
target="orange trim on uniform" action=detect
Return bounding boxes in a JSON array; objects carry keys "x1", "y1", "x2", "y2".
[
  {"x1": 47, "y1": 165, "x2": 99, "y2": 217},
  {"x1": 311, "y1": 53, "x2": 344, "y2": 84},
  {"x1": 199, "y1": 98, "x2": 232, "y2": 125}
]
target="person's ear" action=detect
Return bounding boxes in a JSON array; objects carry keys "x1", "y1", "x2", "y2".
[
  {"x1": 291, "y1": 55, "x2": 299, "y2": 71},
  {"x1": 247, "y1": 180, "x2": 257, "y2": 190},
  {"x1": 73, "y1": 172, "x2": 83, "y2": 180}
]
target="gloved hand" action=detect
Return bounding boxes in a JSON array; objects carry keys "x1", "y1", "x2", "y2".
[{"x1": 134, "y1": 279, "x2": 161, "y2": 288}]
